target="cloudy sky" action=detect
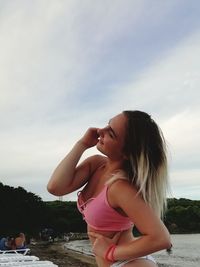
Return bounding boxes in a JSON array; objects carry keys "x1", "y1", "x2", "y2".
[{"x1": 0, "y1": 0, "x2": 200, "y2": 202}]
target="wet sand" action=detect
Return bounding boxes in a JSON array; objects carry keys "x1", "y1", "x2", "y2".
[{"x1": 29, "y1": 241, "x2": 97, "y2": 267}]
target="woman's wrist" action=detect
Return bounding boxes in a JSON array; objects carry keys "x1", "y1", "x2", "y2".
[
  {"x1": 104, "y1": 244, "x2": 117, "y2": 262},
  {"x1": 76, "y1": 140, "x2": 89, "y2": 150}
]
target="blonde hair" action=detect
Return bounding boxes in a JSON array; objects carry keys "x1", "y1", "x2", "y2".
[
  {"x1": 106, "y1": 170, "x2": 128, "y2": 185},
  {"x1": 121, "y1": 111, "x2": 169, "y2": 218}
]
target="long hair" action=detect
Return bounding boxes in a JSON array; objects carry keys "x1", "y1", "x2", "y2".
[{"x1": 122, "y1": 110, "x2": 169, "y2": 218}]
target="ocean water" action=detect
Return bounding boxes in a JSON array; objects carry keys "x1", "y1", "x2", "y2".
[{"x1": 64, "y1": 234, "x2": 200, "y2": 267}]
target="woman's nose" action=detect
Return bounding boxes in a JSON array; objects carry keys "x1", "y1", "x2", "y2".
[
  {"x1": 97, "y1": 128, "x2": 103, "y2": 136},
  {"x1": 98, "y1": 127, "x2": 106, "y2": 136}
]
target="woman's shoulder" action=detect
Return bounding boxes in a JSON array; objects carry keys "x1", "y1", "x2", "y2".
[
  {"x1": 86, "y1": 154, "x2": 107, "y2": 170},
  {"x1": 108, "y1": 178, "x2": 138, "y2": 200},
  {"x1": 88, "y1": 154, "x2": 107, "y2": 161}
]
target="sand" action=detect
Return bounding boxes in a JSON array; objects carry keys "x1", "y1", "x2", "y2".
[
  {"x1": 29, "y1": 241, "x2": 167, "y2": 267},
  {"x1": 29, "y1": 241, "x2": 97, "y2": 267}
]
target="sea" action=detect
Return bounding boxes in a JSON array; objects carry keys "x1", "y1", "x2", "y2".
[{"x1": 64, "y1": 234, "x2": 200, "y2": 267}]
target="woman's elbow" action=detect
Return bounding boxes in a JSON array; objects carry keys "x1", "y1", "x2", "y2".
[
  {"x1": 161, "y1": 237, "x2": 171, "y2": 250},
  {"x1": 157, "y1": 232, "x2": 172, "y2": 250},
  {"x1": 47, "y1": 181, "x2": 71, "y2": 196},
  {"x1": 47, "y1": 182, "x2": 60, "y2": 196},
  {"x1": 149, "y1": 229, "x2": 171, "y2": 252}
]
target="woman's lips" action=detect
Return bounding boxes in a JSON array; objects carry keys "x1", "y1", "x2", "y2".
[{"x1": 98, "y1": 138, "x2": 104, "y2": 145}]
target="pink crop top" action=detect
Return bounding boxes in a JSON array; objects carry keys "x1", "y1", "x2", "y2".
[{"x1": 77, "y1": 185, "x2": 133, "y2": 231}]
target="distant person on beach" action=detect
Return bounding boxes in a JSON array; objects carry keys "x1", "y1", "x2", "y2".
[
  {"x1": 0, "y1": 237, "x2": 7, "y2": 250},
  {"x1": 0, "y1": 236, "x2": 14, "y2": 250},
  {"x1": 47, "y1": 110, "x2": 171, "y2": 267},
  {"x1": 15, "y1": 232, "x2": 26, "y2": 250}
]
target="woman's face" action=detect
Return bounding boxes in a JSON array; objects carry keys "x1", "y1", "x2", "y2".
[{"x1": 96, "y1": 113, "x2": 127, "y2": 161}]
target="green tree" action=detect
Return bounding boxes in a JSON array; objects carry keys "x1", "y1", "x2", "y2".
[
  {"x1": 165, "y1": 198, "x2": 200, "y2": 233},
  {"x1": 0, "y1": 182, "x2": 48, "y2": 236}
]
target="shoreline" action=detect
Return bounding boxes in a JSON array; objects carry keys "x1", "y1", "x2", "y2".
[
  {"x1": 29, "y1": 234, "x2": 200, "y2": 267},
  {"x1": 29, "y1": 241, "x2": 97, "y2": 267}
]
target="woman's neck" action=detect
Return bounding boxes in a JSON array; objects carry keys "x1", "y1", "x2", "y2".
[{"x1": 103, "y1": 158, "x2": 124, "y2": 174}]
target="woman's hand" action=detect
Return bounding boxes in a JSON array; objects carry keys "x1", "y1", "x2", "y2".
[
  {"x1": 88, "y1": 231, "x2": 121, "y2": 259},
  {"x1": 79, "y1": 128, "x2": 99, "y2": 148}
]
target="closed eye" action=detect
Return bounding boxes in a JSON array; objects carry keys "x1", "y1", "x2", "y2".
[
  {"x1": 108, "y1": 120, "x2": 117, "y2": 138},
  {"x1": 108, "y1": 125, "x2": 117, "y2": 138},
  {"x1": 109, "y1": 130, "x2": 115, "y2": 138}
]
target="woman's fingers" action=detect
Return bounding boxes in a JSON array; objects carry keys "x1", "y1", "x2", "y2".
[
  {"x1": 80, "y1": 128, "x2": 99, "y2": 148},
  {"x1": 88, "y1": 231, "x2": 103, "y2": 239},
  {"x1": 111, "y1": 231, "x2": 121, "y2": 243},
  {"x1": 88, "y1": 231, "x2": 121, "y2": 244}
]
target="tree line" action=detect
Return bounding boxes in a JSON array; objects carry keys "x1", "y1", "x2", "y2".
[{"x1": 0, "y1": 182, "x2": 199, "y2": 238}]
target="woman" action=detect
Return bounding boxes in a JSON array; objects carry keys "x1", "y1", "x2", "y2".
[{"x1": 47, "y1": 110, "x2": 171, "y2": 267}]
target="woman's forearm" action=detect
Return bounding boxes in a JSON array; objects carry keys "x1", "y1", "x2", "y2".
[
  {"x1": 114, "y1": 233, "x2": 171, "y2": 260},
  {"x1": 47, "y1": 141, "x2": 87, "y2": 196}
]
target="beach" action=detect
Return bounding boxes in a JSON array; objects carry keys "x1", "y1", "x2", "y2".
[
  {"x1": 64, "y1": 234, "x2": 200, "y2": 267},
  {"x1": 29, "y1": 234, "x2": 200, "y2": 267},
  {"x1": 29, "y1": 241, "x2": 97, "y2": 267}
]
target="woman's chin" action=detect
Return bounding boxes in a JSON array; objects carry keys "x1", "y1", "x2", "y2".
[
  {"x1": 96, "y1": 142, "x2": 102, "y2": 150},
  {"x1": 96, "y1": 144, "x2": 105, "y2": 154}
]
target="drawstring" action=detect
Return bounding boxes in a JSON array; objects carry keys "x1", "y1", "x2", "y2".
[{"x1": 77, "y1": 191, "x2": 94, "y2": 212}]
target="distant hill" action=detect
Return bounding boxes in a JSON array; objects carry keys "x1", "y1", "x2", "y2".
[
  {"x1": 165, "y1": 198, "x2": 200, "y2": 233},
  {"x1": 0, "y1": 183, "x2": 199, "y2": 237}
]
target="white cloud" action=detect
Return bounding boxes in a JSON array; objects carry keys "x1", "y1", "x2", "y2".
[
  {"x1": 110, "y1": 29, "x2": 200, "y2": 115},
  {"x1": 0, "y1": 1, "x2": 200, "y2": 200},
  {"x1": 162, "y1": 110, "x2": 200, "y2": 161},
  {"x1": 170, "y1": 169, "x2": 200, "y2": 200},
  {"x1": 105, "y1": 30, "x2": 200, "y2": 200}
]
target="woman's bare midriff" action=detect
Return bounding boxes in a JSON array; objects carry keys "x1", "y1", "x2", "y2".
[
  {"x1": 88, "y1": 225, "x2": 135, "y2": 243},
  {"x1": 88, "y1": 226, "x2": 136, "y2": 267}
]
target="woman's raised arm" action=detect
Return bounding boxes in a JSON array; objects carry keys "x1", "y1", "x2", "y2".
[{"x1": 47, "y1": 127, "x2": 100, "y2": 196}]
